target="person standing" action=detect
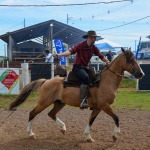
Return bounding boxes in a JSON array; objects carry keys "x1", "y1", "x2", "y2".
[
  {"x1": 106, "y1": 50, "x2": 114, "y2": 62},
  {"x1": 54, "y1": 30, "x2": 109, "y2": 109},
  {"x1": 44, "y1": 50, "x2": 54, "y2": 78},
  {"x1": 45, "y1": 50, "x2": 54, "y2": 63}
]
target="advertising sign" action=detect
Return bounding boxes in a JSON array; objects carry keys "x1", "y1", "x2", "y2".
[
  {"x1": 0, "y1": 68, "x2": 19, "y2": 94},
  {"x1": 54, "y1": 38, "x2": 66, "y2": 65}
]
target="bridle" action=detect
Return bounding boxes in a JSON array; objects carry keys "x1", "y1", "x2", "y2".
[
  {"x1": 106, "y1": 65, "x2": 124, "y2": 77},
  {"x1": 129, "y1": 63, "x2": 138, "y2": 76},
  {"x1": 106, "y1": 52, "x2": 137, "y2": 77}
]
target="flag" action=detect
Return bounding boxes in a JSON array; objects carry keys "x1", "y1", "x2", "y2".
[
  {"x1": 54, "y1": 38, "x2": 66, "y2": 65},
  {"x1": 135, "y1": 37, "x2": 141, "y2": 60}
]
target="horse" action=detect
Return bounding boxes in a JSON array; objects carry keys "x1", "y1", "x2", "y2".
[{"x1": 9, "y1": 48, "x2": 144, "y2": 142}]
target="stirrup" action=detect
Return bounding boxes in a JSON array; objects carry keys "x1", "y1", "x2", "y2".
[{"x1": 80, "y1": 99, "x2": 89, "y2": 109}]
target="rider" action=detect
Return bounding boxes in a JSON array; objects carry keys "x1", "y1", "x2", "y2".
[{"x1": 54, "y1": 30, "x2": 109, "y2": 109}]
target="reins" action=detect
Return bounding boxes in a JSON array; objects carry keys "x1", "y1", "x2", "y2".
[
  {"x1": 105, "y1": 51, "x2": 135, "y2": 78},
  {"x1": 106, "y1": 65, "x2": 124, "y2": 77}
]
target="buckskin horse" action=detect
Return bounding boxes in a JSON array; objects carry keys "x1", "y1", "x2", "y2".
[{"x1": 9, "y1": 48, "x2": 144, "y2": 142}]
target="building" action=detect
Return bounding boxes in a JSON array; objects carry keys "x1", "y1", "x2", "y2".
[{"x1": 0, "y1": 19, "x2": 92, "y2": 62}]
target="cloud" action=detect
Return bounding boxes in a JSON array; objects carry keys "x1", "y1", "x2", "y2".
[{"x1": 0, "y1": 0, "x2": 150, "y2": 52}]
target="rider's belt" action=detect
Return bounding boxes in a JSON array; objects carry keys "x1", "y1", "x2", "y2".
[{"x1": 73, "y1": 64, "x2": 89, "y2": 70}]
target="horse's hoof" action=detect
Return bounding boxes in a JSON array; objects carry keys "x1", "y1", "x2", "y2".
[
  {"x1": 29, "y1": 134, "x2": 36, "y2": 139},
  {"x1": 61, "y1": 129, "x2": 66, "y2": 135},
  {"x1": 87, "y1": 138, "x2": 94, "y2": 142},
  {"x1": 112, "y1": 135, "x2": 117, "y2": 142}
]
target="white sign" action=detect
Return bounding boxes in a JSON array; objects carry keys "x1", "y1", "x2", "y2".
[
  {"x1": 0, "y1": 68, "x2": 20, "y2": 94},
  {"x1": 90, "y1": 56, "x2": 103, "y2": 64}
]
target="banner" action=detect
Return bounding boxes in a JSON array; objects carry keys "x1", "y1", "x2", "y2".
[
  {"x1": 54, "y1": 38, "x2": 66, "y2": 65},
  {"x1": 135, "y1": 37, "x2": 141, "y2": 60},
  {"x1": 0, "y1": 68, "x2": 19, "y2": 94}
]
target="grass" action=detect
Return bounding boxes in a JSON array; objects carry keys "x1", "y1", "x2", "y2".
[
  {"x1": 0, "y1": 93, "x2": 39, "y2": 109},
  {"x1": 0, "y1": 78, "x2": 150, "y2": 110},
  {"x1": 113, "y1": 90, "x2": 150, "y2": 110},
  {"x1": 119, "y1": 78, "x2": 136, "y2": 88}
]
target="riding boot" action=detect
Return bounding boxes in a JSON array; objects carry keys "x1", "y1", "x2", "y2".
[{"x1": 80, "y1": 84, "x2": 89, "y2": 109}]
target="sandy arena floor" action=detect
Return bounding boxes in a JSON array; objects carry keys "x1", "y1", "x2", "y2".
[{"x1": 0, "y1": 108, "x2": 150, "y2": 150}]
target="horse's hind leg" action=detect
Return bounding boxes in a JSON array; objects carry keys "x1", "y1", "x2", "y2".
[
  {"x1": 103, "y1": 104, "x2": 120, "y2": 142},
  {"x1": 84, "y1": 109, "x2": 101, "y2": 142},
  {"x1": 48, "y1": 100, "x2": 66, "y2": 134},
  {"x1": 27, "y1": 104, "x2": 50, "y2": 139}
]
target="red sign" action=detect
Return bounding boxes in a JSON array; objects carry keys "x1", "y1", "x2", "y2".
[{"x1": 1, "y1": 70, "x2": 19, "y2": 90}]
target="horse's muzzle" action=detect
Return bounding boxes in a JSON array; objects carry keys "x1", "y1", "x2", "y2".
[{"x1": 133, "y1": 71, "x2": 145, "y2": 79}]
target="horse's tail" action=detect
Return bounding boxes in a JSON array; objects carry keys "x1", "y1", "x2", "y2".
[{"x1": 9, "y1": 78, "x2": 46, "y2": 110}]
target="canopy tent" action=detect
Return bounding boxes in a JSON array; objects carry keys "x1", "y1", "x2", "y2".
[
  {"x1": 95, "y1": 38, "x2": 124, "y2": 49},
  {"x1": 95, "y1": 42, "x2": 115, "y2": 50}
]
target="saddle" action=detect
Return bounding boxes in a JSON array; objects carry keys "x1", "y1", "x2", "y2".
[{"x1": 63, "y1": 67, "x2": 101, "y2": 88}]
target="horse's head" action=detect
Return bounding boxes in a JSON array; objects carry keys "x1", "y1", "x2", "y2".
[{"x1": 121, "y1": 47, "x2": 144, "y2": 79}]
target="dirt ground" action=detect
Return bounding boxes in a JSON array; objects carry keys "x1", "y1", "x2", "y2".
[{"x1": 0, "y1": 108, "x2": 150, "y2": 150}]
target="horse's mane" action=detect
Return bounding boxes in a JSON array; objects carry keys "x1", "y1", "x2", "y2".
[
  {"x1": 124, "y1": 50, "x2": 134, "y2": 63},
  {"x1": 102, "y1": 50, "x2": 134, "y2": 73},
  {"x1": 110, "y1": 50, "x2": 134, "y2": 64}
]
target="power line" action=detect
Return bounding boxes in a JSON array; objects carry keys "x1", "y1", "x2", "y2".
[
  {"x1": 66, "y1": 0, "x2": 138, "y2": 23},
  {"x1": 97, "y1": 16, "x2": 150, "y2": 31},
  {"x1": 89, "y1": 1, "x2": 133, "y2": 19},
  {"x1": 100, "y1": 33, "x2": 147, "y2": 37},
  {"x1": 0, "y1": 22, "x2": 24, "y2": 34},
  {"x1": 0, "y1": 0, "x2": 132, "y2": 7}
]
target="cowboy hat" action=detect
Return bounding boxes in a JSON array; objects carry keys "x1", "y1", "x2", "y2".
[{"x1": 82, "y1": 30, "x2": 100, "y2": 39}]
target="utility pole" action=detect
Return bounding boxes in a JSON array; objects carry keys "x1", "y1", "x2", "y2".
[
  {"x1": 49, "y1": 23, "x2": 53, "y2": 53},
  {"x1": 135, "y1": 40, "x2": 136, "y2": 51},
  {"x1": 67, "y1": 14, "x2": 73, "y2": 25},
  {"x1": 4, "y1": 44, "x2": 6, "y2": 58},
  {"x1": 67, "y1": 14, "x2": 69, "y2": 25},
  {"x1": 49, "y1": 23, "x2": 54, "y2": 78},
  {"x1": 24, "y1": 18, "x2": 25, "y2": 28}
]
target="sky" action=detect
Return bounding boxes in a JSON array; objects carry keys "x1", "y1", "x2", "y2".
[{"x1": 0, "y1": 0, "x2": 150, "y2": 56}]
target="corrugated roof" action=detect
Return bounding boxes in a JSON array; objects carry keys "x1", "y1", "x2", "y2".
[{"x1": 0, "y1": 19, "x2": 102, "y2": 46}]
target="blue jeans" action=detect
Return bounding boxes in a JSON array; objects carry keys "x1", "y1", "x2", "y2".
[{"x1": 72, "y1": 65, "x2": 89, "y2": 85}]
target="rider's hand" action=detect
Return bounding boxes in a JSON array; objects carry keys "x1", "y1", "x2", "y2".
[
  {"x1": 53, "y1": 54, "x2": 59, "y2": 58},
  {"x1": 106, "y1": 61, "x2": 110, "y2": 65}
]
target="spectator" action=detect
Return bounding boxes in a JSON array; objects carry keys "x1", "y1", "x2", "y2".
[
  {"x1": 45, "y1": 50, "x2": 54, "y2": 63},
  {"x1": 106, "y1": 50, "x2": 114, "y2": 62}
]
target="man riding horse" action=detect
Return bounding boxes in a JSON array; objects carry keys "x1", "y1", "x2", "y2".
[{"x1": 54, "y1": 30, "x2": 109, "y2": 109}]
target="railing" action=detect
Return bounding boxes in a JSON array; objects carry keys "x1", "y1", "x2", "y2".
[{"x1": 12, "y1": 51, "x2": 44, "y2": 62}]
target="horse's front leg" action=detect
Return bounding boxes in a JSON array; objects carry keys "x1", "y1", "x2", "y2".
[
  {"x1": 84, "y1": 109, "x2": 101, "y2": 142},
  {"x1": 103, "y1": 104, "x2": 120, "y2": 142}
]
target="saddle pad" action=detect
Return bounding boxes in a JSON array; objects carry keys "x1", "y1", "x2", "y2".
[{"x1": 63, "y1": 72, "x2": 101, "y2": 88}]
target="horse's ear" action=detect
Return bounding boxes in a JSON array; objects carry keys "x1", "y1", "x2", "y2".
[
  {"x1": 129, "y1": 47, "x2": 131, "y2": 51},
  {"x1": 121, "y1": 47, "x2": 125, "y2": 53}
]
